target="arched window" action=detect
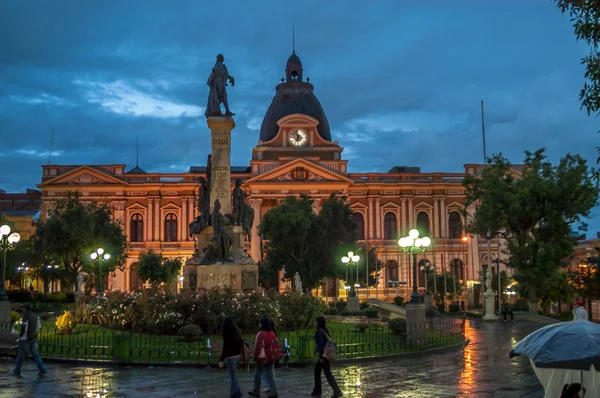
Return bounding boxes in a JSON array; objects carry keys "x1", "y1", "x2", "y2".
[
  {"x1": 164, "y1": 213, "x2": 178, "y2": 242},
  {"x1": 386, "y1": 260, "x2": 398, "y2": 283},
  {"x1": 448, "y1": 211, "x2": 463, "y2": 239},
  {"x1": 353, "y1": 212, "x2": 365, "y2": 240},
  {"x1": 384, "y1": 212, "x2": 397, "y2": 240},
  {"x1": 130, "y1": 214, "x2": 144, "y2": 242},
  {"x1": 130, "y1": 263, "x2": 140, "y2": 290},
  {"x1": 451, "y1": 259, "x2": 464, "y2": 281},
  {"x1": 416, "y1": 211, "x2": 430, "y2": 235}
]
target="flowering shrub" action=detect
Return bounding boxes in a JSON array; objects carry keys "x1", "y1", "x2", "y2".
[
  {"x1": 10, "y1": 311, "x2": 20, "y2": 324},
  {"x1": 56, "y1": 311, "x2": 77, "y2": 335},
  {"x1": 276, "y1": 292, "x2": 328, "y2": 331}
]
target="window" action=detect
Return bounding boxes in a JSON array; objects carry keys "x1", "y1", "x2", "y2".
[
  {"x1": 386, "y1": 260, "x2": 398, "y2": 283},
  {"x1": 164, "y1": 213, "x2": 178, "y2": 242},
  {"x1": 130, "y1": 263, "x2": 140, "y2": 290},
  {"x1": 353, "y1": 212, "x2": 365, "y2": 240},
  {"x1": 384, "y1": 212, "x2": 397, "y2": 240},
  {"x1": 130, "y1": 214, "x2": 144, "y2": 242},
  {"x1": 416, "y1": 211, "x2": 430, "y2": 235},
  {"x1": 449, "y1": 211, "x2": 463, "y2": 239},
  {"x1": 451, "y1": 259, "x2": 464, "y2": 281}
]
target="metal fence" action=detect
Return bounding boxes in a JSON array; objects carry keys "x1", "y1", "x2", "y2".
[{"x1": 2, "y1": 316, "x2": 465, "y2": 366}]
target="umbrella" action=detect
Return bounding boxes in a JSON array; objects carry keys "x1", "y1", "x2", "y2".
[{"x1": 510, "y1": 320, "x2": 600, "y2": 397}]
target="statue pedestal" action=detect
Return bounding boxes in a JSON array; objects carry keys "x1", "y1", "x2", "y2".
[
  {"x1": 207, "y1": 116, "x2": 235, "y2": 215},
  {"x1": 346, "y1": 297, "x2": 360, "y2": 312},
  {"x1": 406, "y1": 303, "x2": 426, "y2": 347},
  {"x1": 483, "y1": 289, "x2": 497, "y2": 321},
  {"x1": 0, "y1": 301, "x2": 10, "y2": 331}
]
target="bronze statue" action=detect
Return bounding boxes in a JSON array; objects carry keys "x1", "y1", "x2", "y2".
[
  {"x1": 232, "y1": 179, "x2": 254, "y2": 241},
  {"x1": 202, "y1": 199, "x2": 232, "y2": 263},
  {"x1": 205, "y1": 54, "x2": 235, "y2": 117},
  {"x1": 189, "y1": 155, "x2": 213, "y2": 238}
]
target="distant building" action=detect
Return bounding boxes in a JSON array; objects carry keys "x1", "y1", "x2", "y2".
[
  {"x1": 0, "y1": 189, "x2": 42, "y2": 240},
  {"x1": 37, "y1": 51, "x2": 520, "y2": 305}
]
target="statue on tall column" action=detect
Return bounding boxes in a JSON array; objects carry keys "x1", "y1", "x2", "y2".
[
  {"x1": 205, "y1": 54, "x2": 235, "y2": 117},
  {"x1": 232, "y1": 179, "x2": 255, "y2": 241}
]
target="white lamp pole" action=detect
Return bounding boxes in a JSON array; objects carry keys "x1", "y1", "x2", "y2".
[
  {"x1": 90, "y1": 248, "x2": 111, "y2": 293},
  {"x1": 399, "y1": 229, "x2": 431, "y2": 304}
]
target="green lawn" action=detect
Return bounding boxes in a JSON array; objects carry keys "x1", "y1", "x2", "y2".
[{"x1": 36, "y1": 320, "x2": 464, "y2": 365}]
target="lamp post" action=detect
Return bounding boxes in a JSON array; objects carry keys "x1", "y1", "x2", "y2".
[
  {"x1": 90, "y1": 248, "x2": 110, "y2": 293},
  {"x1": 420, "y1": 260, "x2": 434, "y2": 294},
  {"x1": 341, "y1": 251, "x2": 360, "y2": 298},
  {"x1": 17, "y1": 264, "x2": 29, "y2": 290},
  {"x1": 399, "y1": 229, "x2": 431, "y2": 304},
  {"x1": 0, "y1": 224, "x2": 21, "y2": 301}
]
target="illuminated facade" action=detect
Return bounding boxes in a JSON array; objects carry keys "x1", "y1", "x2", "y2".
[{"x1": 36, "y1": 51, "x2": 514, "y2": 304}]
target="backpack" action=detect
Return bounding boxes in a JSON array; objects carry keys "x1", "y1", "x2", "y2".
[
  {"x1": 322, "y1": 332, "x2": 338, "y2": 361},
  {"x1": 263, "y1": 331, "x2": 281, "y2": 362},
  {"x1": 239, "y1": 340, "x2": 250, "y2": 367}
]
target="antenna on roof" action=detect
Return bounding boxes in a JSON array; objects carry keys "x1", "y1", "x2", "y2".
[
  {"x1": 292, "y1": 24, "x2": 295, "y2": 53},
  {"x1": 136, "y1": 132, "x2": 139, "y2": 167},
  {"x1": 47, "y1": 129, "x2": 55, "y2": 165}
]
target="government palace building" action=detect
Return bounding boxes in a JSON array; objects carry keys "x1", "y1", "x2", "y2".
[{"x1": 34, "y1": 50, "x2": 521, "y2": 307}]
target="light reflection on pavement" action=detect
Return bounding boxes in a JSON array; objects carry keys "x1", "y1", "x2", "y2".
[{"x1": 0, "y1": 320, "x2": 545, "y2": 397}]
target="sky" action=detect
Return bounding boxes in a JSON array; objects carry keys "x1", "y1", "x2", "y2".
[{"x1": 1, "y1": 0, "x2": 599, "y2": 230}]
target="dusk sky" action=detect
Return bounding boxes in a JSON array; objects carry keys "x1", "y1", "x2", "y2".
[{"x1": 1, "y1": 1, "x2": 599, "y2": 230}]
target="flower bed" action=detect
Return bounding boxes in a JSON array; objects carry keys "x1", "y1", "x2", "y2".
[{"x1": 76, "y1": 287, "x2": 328, "y2": 334}]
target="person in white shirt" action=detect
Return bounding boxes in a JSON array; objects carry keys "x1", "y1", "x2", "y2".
[{"x1": 573, "y1": 300, "x2": 589, "y2": 321}]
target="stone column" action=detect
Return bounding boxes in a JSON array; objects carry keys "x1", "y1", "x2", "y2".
[
  {"x1": 433, "y1": 197, "x2": 440, "y2": 238},
  {"x1": 440, "y1": 197, "x2": 447, "y2": 237},
  {"x1": 367, "y1": 198, "x2": 374, "y2": 239},
  {"x1": 249, "y1": 198, "x2": 263, "y2": 262},
  {"x1": 207, "y1": 116, "x2": 235, "y2": 215},
  {"x1": 154, "y1": 198, "x2": 160, "y2": 241},
  {"x1": 181, "y1": 197, "x2": 187, "y2": 241},
  {"x1": 408, "y1": 197, "x2": 414, "y2": 228},
  {"x1": 147, "y1": 199, "x2": 153, "y2": 242},
  {"x1": 187, "y1": 198, "x2": 194, "y2": 241},
  {"x1": 400, "y1": 197, "x2": 407, "y2": 234},
  {"x1": 375, "y1": 198, "x2": 381, "y2": 239}
]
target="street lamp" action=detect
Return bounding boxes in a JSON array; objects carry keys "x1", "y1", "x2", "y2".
[
  {"x1": 90, "y1": 248, "x2": 110, "y2": 293},
  {"x1": 419, "y1": 260, "x2": 434, "y2": 294},
  {"x1": 17, "y1": 264, "x2": 29, "y2": 290},
  {"x1": 0, "y1": 224, "x2": 20, "y2": 301},
  {"x1": 399, "y1": 229, "x2": 431, "y2": 304},
  {"x1": 341, "y1": 251, "x2": 360, "y2": 298}
]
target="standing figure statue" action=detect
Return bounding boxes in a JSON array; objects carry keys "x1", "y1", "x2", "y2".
[
  {"x1": 232, "y1": 179, "x2": 255, "y2": 241},
  {"x1": 205, "y1": 54, "x2": 235, "y2": 117},
  {"x1": 294, "y1": 272, "x2": 303, "y2": 294},
  {"x1": 210, "y1": 199, "x2": 233, "y2": 263},
  {"x1": 485, "y1": 266, "x2": 493, "y2": 291},
  {"x1": 189, "y1": 177, "x2": 211, "y2": 237}
]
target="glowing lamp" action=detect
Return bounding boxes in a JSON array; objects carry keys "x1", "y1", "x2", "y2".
[
  {"x1": 409, "y1": 229, "x2": 419, "y2": 239},
  {"x1": 7, "y1": 232, "x2": 20, "y2": 244},
  {"x1": 0, "y1": 225, "x2": 10, "y2": 236}
]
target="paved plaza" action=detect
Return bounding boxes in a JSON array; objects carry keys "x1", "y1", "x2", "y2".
[{"x1": 0, "y1": 320, "x2": 544, "y2": 398}]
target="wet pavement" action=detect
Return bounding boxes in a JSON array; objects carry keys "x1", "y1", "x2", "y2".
[{"x1": 0, "y1": 320, "x2": 544, "y2": 398}]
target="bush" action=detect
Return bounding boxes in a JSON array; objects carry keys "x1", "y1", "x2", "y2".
[
  {"x1": 437, "y1": 303, "x2": 446, "y2": 313},
  {"x1": 7, "y1": 290, "x2": 32, "y2": 303},
  {"x1": 47, "y1": 292, "x2": 66, "y2": 304},
  {"x1": 178, "y1": 324, "x2": 202, "y2": 343},
  {"x1": 277, "y1": 291, "x2": 328, "y2": 331},
  {"x1": 393, "y1": 296, "x2": 404, "y2": 307},
  {"x1": 335, "y1": 300, "x2": 347, "y2": 312},
  {"x1": 514, "y1": 298, "x2": 529, "y2": 312},
  {"x1": 359, "y1": 302, "x2": 369, "y2": 310},
  {"x1": 364, "y1": 308, "x2": 379, "y2": 318},
  {"x1": 325, "y1": 307, "x2": 338, "y2": 316},
  {"x1": 10, "y1": 311, "x2": 20, "y2": 324},
  {"x1": 65, "y1": 292, "x2": 75, "y2": 303},
  {"x1": 448, "y1": 303, "x2": 461, "y2": 313},
  {"x1": 56, "y1": 311, "x2": 77, "y2": 335},
  {"x1": 388, "y1": 318, "x2": 407, "y2": 336}
]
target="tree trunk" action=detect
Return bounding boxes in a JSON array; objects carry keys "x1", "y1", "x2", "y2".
[{"x1": 528, "y1": 282, "x2": 538, "y2": 313}]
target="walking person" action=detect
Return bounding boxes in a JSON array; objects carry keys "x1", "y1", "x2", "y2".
[
  {"x1": 10, "y1": 303, "x2": 47, "y2": 377},
  {"x1": 262, "y1": 319, "x2": 277, "y2": 393},
  {"x1": 573, "y1": 300, "x2": 589, "y2": 321},
  {"x1": 312, "y1": 316, "x2": 343, "y2": 398},
  {"x1": 561, "y1": 382, "x2": 583, "y2": 398},
  {"x1": 502, "y1": 299, "x2": 513, "y2": 321},
  {"x1": 249, "y1": 318, "x2": 278, "y2": 398},
  {"x1": 219, "y1": 317, "x2": 243, "y2": 398}
]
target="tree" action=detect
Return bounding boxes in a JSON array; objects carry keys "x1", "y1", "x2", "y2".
[
  {"x1": 19, "y1": 235, "x2": 61, "y2": 294},
  {"x1": 36, "y1": 193, "x2": 128, "y2": 289},
  {"x1": 260, "y1": 194, "x2": 357, "y2": 292},
  {"x1": 136, "y1": 249, "x2": 182, "y2": 288},
  {"x1": 569, "y1": 248, "x2": 600, "y2": 320},
  {"x1": 429, "y1": 272, "x2": 463, "y2": 304},
  {"x1": 464, "y1": 149, "x2": 598, "y2": 312},
  {"x1": 556, "y1": 1, "x2": 600, "y2": 121},
  {"x1": 353, "y1": 245, "x2": 383, "y2": 288}
]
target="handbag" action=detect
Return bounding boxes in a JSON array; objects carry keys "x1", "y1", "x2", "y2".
[{"x1": 322, "y1": 332, "x2": 338, "y2": 361}]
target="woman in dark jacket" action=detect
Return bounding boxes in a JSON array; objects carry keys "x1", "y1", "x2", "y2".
[
  {"x1": 218, "y1": 317, "x2": 243, "y2": 398},
  {"x1": 312, "y1": 316, "x2": 342, "y2": 397}
]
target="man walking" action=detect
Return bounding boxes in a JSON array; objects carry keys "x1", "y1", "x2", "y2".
[
  {"x1": 10, "y1": 303, "x2": 47, "y2": 376},
  {"x1": 502, "y1": 299, "x2": 514, "y2": 321}
]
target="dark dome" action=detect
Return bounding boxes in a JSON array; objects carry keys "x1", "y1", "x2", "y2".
[{"x1": 259, "y1": 52, "x2": 331, "y2": 143}]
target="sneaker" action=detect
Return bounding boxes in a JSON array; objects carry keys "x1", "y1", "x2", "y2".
[
  {"x1": 248, "y1": 392, "x2": 260, "y2": 397},
  {"x1": 262, "y1": 389, "x2": 270, "y2": 393},
  {"x1": 38, "y1": 370, "x2": 47, "y2": 376},
  {"x1": 8, "y1": 370, "x2": 20, "y2": 377}
]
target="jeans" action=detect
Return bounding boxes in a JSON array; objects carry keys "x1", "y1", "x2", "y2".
[
  {"x1": 314, "y1": 358, "x2": 342, "y2": 396},
  {"x1": 14, "y1": 339, "x2": 46, "y2": 375},
  {"x1": 253, "y1": 361, "x2": 277, "y2": 396},
  {"x1": 503, "y1": 309, "x2": 514, "y2": 321},
  {"x1": 226, "y1": 356, "x2": 241, "y2": 398}
]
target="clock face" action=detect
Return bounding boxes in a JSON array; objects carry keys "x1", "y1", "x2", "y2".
[{"x1": 289, "y1": 129, "x2": 308, "y2": 146}]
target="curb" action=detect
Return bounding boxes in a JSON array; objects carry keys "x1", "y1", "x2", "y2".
[{"x1": 38, "y1": 337, "x2": 470, "y2": 369}]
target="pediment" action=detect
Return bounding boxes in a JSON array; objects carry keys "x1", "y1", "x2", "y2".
[
  {"x1": 161, "y1": 202, "x2": 182, "y2": 210},
  {"x1": 350, "y1": 202, "x2": 368, "y2": 210},
  {"x1": 41, "y1": 166, "x2": 127, "y2": 187},
  {"x1": 246, "y1": 158, "x2": 353, "y2": 184},
  {"x1": 126, "y1": 202, "x2": 147, "y2": 211},
  {"x1": 446, "y1": 201, "x2": 465, "y2": 209},
  {"x1": 381, "y1": 201, "x2": 402, "y2": 210}
]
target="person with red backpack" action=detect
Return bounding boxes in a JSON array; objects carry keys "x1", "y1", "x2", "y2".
[{"x1": 249, "y1": 318, "x2": 279, "y2": 398}]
